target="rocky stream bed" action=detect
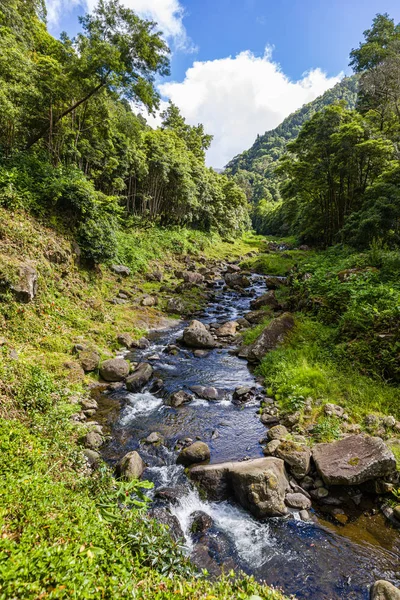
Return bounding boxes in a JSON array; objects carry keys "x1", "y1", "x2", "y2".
[{"x1": 81, "y1": 266, "x2": 400, "y2": 600}]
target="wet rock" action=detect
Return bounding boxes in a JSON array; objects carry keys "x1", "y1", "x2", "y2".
[
  {"x1": 190, "y1": 511, "x2": 213, "y2": 535},
  {"x1": 177, "y1": 441, "x2": 210, "y2": 466},
  {"x1": 100, "y1": 358, "x2": 130, "y2": 382},
  {"x1": 149, "y1": 379, "x2": 164, "y2": 394},
  {"x1": 111, "y1": 264, "x2": 130, "y2": 277},
  {"x1": 324, "y1": 403, "x2": 345, "y2": 418},
  {"x1": 137, "y1": 337, "x2": 151, "y2": 349},
  {"x1": 224, "y1": 272, "x2": 251, "y2": 288},
  {"x1": 165, "y1": 344, "x2": 180, "y2": 355},
  {"x1": 116, "y1": 451, "x2": 145, "y2": 480},
  {"x1": 267, "y1": 424, "x2": 289, "y2": 441},
  {"x1": 189, "y1": 462, "x2": 232, "y2": 500},
  {"x1": 299, "y1": 509, "x2": 312, "y2": 521},
  {"x1": 141, "y1": 295, "x2": 157, "y2": 307},
  {"x1": 11, "y1": 263, "x2": 38, "y2": 302},
  {"x1": 232, "y1": 386, "x2": 255, "y2": 403},
  {"x1": 182, "y1": 320, "x2": 216, "y2": 349},
  {"x1": 84, "y1": 431, "x2": 103, "y2": 450},
  {"x1": 166, "y1": 298, "x2": 185, "y2": 314},
  {"x1": 190, "y1": 385, "x2": 220, "y2": 401},
  {"x1": 370, "y1": 580, "x2": 400, "y2": 600},
  {"x1": 312, "y1": 435, "x2": 396, "y2": 486},
  {"x1": 250, "y1": 290, "x2": 281, "y2": 311},
  {"x1": 246, "y1": 313, "x2": 295, "y2": 362},
  {"x1": 168, "y1": 390, "x2": 193, "y2": 407},
  {"x1": 285, "y1": 492, "x2": 311, "y2": 510},
  {"x1": 117, "y1": 333, "x2": 134, "y2": 348},
  {"x1": 215, "y1": 321, "x2": 239, "y2": 337},
  {"x1": 230, "y1": 457, "x2": 290, "y2": 518},
  {"x1": 79, "y1": 350, "x2": 100, "y2": 373},
  {"x1": 260, "y1": 413, "x2": 280, "y2": 426},
  {"x1": 148, "y1": 508, "x2": 183, "y2": 542},
  {"x1": 310, "y1": 487, "x2": 329, "y2": 500},
  {"x1": 276, "y1": 441, "x2": 311, "y2": 478},
  {"x1": 144, "y1": 431, "x2": 164, "y2": 444},
  {"x1": 193, "y1": 349, "x2": 210, "y2": 358},
  {"x1": 126, "y1": 363, "x2": 153, "y2": 392},
  {"x1": 154, "y1": 486, "x2": 189, "y2": 505}
]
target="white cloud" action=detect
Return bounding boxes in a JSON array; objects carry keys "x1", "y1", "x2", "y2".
[
  {"x1": 158, "y1": 48, "x2": 343, "y2": 168},
  {"x1": 46, "y1": 0, "x2": 192, "y2": 49}
]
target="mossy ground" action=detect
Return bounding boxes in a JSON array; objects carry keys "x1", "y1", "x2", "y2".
[{"x1": 0, "y1": 209, "x2": 289, "y2": 599}]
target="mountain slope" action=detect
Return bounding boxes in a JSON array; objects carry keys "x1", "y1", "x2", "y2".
[{"x1": 225, "y1": 76, "x2": 359, "y2": 205}]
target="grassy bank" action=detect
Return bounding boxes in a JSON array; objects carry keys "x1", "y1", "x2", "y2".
[{"x1": 242, "y1": 242, "x2": 400, "y2": 455}]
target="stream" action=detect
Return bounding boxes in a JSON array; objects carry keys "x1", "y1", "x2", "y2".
[{"x1": 98, "y1": 275, "x2": 400, "y2": 600}]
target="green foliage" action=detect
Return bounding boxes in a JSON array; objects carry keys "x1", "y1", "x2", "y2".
[
  {"x1": 16, "y1": 364, "x2": 56, "y2": 413},
  {"x1": 78, "y1": 215, "x2": 118, "y2": 263},
  {"x1": 312, "y1": 417, "x2": 342, "y2": 443}
]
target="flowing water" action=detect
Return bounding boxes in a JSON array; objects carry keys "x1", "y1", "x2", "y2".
[{"x1": 99, "y1": 276, "x2": 400, "y2": 599}]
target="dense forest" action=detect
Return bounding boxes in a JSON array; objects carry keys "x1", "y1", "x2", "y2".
[
  {"x1": 227, "y1": 14, "x2": 400, "y2": 248},
  {"x1": 0, "y1": 0, "x2": 249, "y2": 264}
]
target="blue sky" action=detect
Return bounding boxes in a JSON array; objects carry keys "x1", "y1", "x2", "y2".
[{"x1": 47, "y1": 0, "x2": 400, "y2": 167}]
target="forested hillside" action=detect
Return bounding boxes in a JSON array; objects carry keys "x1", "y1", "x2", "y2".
[
  {"x1": 225, "y1": 77, "x2": 359, "y2": 205},
  {"x1": 0, "y1": 0, "x2": 249, "y2": 265},
  {"x1": 227, "y1": 14, "x2": 400, "y2": 249}
]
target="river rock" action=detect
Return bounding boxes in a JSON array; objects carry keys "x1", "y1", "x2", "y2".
[
  {"x1": 370, "y1": 580, "x2": 400, "y2": 600},
  {"x1": 126, "y1": 363, "x2": 153, "y2": 392},
  {"x1": 264, "y1": 276, "x2": 287, "y2": 289},
  {"x1": 177, "y1": 441, "x2": 210, "y2": 466},
  {"x1": 11, "y1": 263, "x2": 38, "y2": 302},
  {"x1": 250, "y1": 290, "x2": 281, "y2": 311},
  {"x1": 193, "y1": 349, "x2": 210, "y2": 358},
  {"x1": 230, "y1": 457, "x2": 290, "y2": 518},
  {"x1": 117, "y1": 333, "x2": 134, "y2": 348},
  {"x1": 144, "y1": 431, "x2": 163, "y2": 444},
  {"x1": 111, "y1": 264, "x2": 130, "y2": 277},
  {"x1": 148, "y1": 508, "x2": 183, "y2": 542},
  {"x1": 167, "y1": 298, "x2": 185, "y2": 314},
  {"x1": 267, "y1": 425, "x2": 289, "y2": 441},
  {"x1": 285, "y1": 492, "x2": 311, "y2": 510},
  {"x1": 168, "y1": 390, "x2": 193, "y2": 407},
  {"x1": 264, "y1": 439, "x2": 281, "y2": 454},
  {"x1": 116, "y1": 451, "x2": 145, "y2": 480},
  {"x1": 83, "y1": 449, "x2": 101, "y2": 468},
  {"x1": 182, "y1": 320, "x2": 216, "y2": 349},
  {"x1": 84, "y1": 431, "x2": 103, "y2": 450},
  {"x1": 215, "y1": 321, "x2": 239, "y2": 337},
  {"x1": 190, "y1": 385, "x2": 221, "y2": 400},
  {"x1": 246, "y1": 313, "x2": 295, "y2": 362},
  {"x1": 312, "y1": 435, "x2": 396, "y2": 486},
  {"x1": 189, "y1": 462, "x2": 232, "y2": 500},
  {"x1": 79, "y1": 350, "x2": 100, "y2": 372},
  {"x1": 190, "y1": 457, "x2": 290, "y2": 518},
  {"x1": 224, "y1": 272, "x2": 251, "y2": 288},
  {"x1": 190, "y1": 511, "x2": 214, "y2": 535},
  {"x1": 276, "y1": 441, "x2": 311, "y2": 478},
  {"x1": 100, "y1": 358, "x2": 130, "y2": 382},
  {"x1": 232, "y1": 386, "x2": 255, "y2": 403}
]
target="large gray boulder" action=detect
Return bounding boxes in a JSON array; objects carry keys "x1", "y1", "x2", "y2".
[
  {"x1": 370, "y1": 580, "x2": 400, "y2": 600},
  {"x1": 11, "y1": 263, "x2": 38, "y2": 302},
  {"x1": 230, "y1": 457, "x2": 290, "y2": 518},
  {"x1": 190, "y1": 457, "x2": 290, "y2": 519},
  {"x1": 100, "y1": 358, "x2": 130, "y2": 382},
  {"x1": 116, "y1": 451, "x2": 145, "y2": 480},
  {"x1": 313, "y1": 435, "x2": 396, "y2": 486},
  {"x1": 126, "y1": 363, "x2": 153, "y2": 392},
  {"x1": 247, "y1": 313, "x2": 295, "y2": 362},
  {"x1": 182, "y1": 320, "x2": 216, "y2": 349},
  {"x1": 177, "y1": 441, "x2": 210, "y2": 466}
]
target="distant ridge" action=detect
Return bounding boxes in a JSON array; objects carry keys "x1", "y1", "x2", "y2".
[{"x1": 225, "y1": 76, "x2": 359, "y2": 204}]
